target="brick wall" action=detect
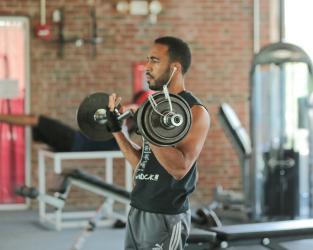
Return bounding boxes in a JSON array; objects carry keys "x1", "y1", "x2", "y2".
[{"x1": 0, "y1": 0, "x2": 273, "y2": 208}]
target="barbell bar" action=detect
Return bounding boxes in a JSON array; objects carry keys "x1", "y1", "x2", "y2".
[{"x1": 76, "y1": 92, "x2": 192, "y2": 146}]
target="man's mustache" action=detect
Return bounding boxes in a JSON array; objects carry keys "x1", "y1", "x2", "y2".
[{"x1": 146, "y1": 73, "x2": 154, "y2": 79}]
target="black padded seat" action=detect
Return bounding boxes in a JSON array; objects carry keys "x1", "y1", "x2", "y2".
[
  {"x1": 218, "y1": 103, "x2": 251, "y2": 158},
  {"x1": 187, "y1": 228, "x2": 217, "y2": 243},
  {"x1": 64, "y1": 169, "x2": 131, "y2": 199},
  {"x1": 209, "y1": 219, "x2": 313, "y2": 241}
]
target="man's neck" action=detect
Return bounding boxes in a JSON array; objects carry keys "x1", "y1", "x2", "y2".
[{"x1": 168, "y1": 75, "x2": 185, "y2": 94}]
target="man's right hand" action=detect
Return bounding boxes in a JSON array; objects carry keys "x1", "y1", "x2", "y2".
[{"x1": 107, "y1": 93, "x2": 123, "y2": 133}]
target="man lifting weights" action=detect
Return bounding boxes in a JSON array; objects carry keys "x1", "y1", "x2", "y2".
[{"x1": 106, "y1": 36, "x2": 210, "y2": 250}]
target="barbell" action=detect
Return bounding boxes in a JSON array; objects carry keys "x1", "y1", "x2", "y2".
[{"x1": 76, "y1": 91, "x2": 192, "y2": 146}]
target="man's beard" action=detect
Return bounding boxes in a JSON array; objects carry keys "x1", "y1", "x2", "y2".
[{"x1": 148, "y1": 68, "x2": 171, "y2": 91}]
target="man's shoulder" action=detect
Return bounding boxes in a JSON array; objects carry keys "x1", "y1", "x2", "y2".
[
  {"x1": 179, "y1": 91, "x2": 209, "y2": 115},
  {"x1": 179, "y1": 91, "x2": 201, "y2": 105}
]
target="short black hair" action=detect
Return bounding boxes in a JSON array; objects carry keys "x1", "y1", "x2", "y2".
[{"x1": 154, "y1": 36, "x2": 191, "y2": 74}]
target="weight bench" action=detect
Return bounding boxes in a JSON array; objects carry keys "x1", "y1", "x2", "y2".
[
  {"x1": 64, "y1": 169, "x2": 130, "y2": 202},
  {"x1": 209, "y1": 219, "x2": 313, "y2": 249},
  {"x1": 39, "y1": 168, "x2": 132, "y2": 231},
  {"x1": 37, "y1": 149, "x2": 132, "y2": 230},
  {"x1": 186, "y1": 228, "x2": 217, "y2": 250},
  {"x1": 62, "y1": 169, "x2": 131, "y2": 222},
  {"x1": 154, "y1": 219, "x2": 313, "y2": 250},
  {"x1": 211, "y1": 103, "x2": 252, "y2": 220}
]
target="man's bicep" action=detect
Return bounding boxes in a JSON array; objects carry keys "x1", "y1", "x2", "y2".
[{"x1": 177, "y1": 106, "x2": 210, "y2": 167}]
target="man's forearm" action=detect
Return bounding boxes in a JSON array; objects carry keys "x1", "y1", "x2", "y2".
[{"x1": 113, "y1": 132, "x2": 142, "y2": 170}]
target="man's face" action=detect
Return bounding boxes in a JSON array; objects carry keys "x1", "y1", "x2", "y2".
[{"x1": 145, "y1": 43, "x2": 171, "y2": 91}]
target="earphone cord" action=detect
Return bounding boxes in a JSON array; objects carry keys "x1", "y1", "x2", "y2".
[{"x1": 148, "y1": 68, "x2": 176, "y2": 115}]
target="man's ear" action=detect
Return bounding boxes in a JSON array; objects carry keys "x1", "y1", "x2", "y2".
[{"x1": 171, "y1": 63, "x2": 181, "y2": 73}]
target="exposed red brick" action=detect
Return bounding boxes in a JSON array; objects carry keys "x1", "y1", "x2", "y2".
[{"x1": 0, "y1": 0, "x2": 273, "y2": 209}]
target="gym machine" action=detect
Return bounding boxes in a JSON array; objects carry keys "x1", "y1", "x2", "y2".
[
  {"x1": 211, "y1": 42, "x2": 313, "y2": 222},
  {"x1": 250, "y1": 42, "x2": 313, "y2": 220}
]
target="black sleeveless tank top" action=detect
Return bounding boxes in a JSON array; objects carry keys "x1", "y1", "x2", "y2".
[{"x1": 130, "y1": 91, "x2": 207, "y2": 214}]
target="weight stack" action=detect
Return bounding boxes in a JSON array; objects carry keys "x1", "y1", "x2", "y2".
[{"x1": 263, "y1": 149, "x2": 299, "y2": 218}]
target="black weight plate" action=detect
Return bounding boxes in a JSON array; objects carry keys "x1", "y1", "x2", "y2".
[
  {"x1": 146, "y1": 103, "x2": 189, "y2": 140},
  {"x1": 137, "y1": 93, "x2": 192, "y2": 146},
  {"x1": 145, "y1": 95, "x2": 191, "y2": 145},
  {"x1": 77, "y1": 92, "x2": 113, "y2": 141},
  {"x1": 149, "y1": 100, "x2": 188, "y2": 136}
]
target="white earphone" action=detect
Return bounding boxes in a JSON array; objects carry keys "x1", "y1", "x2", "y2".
[
  {"x1": 162, "y1": 66, "x2": 178, "y2": 89},
  {"x1": 166, "y1": 66, "x2": 177, "y2": 86}
]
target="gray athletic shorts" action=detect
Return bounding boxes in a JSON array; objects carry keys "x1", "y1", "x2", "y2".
[{"x1": 125, "y1": 207, "x2": 191, "y2": 250}]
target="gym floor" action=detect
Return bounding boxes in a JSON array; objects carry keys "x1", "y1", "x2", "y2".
[
  {"x1": 2, "y1": 210, "x2": 313, "y2": 250},
  {"x1": 0, "y1": 210, "x2": 125, "y2": 250}
]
